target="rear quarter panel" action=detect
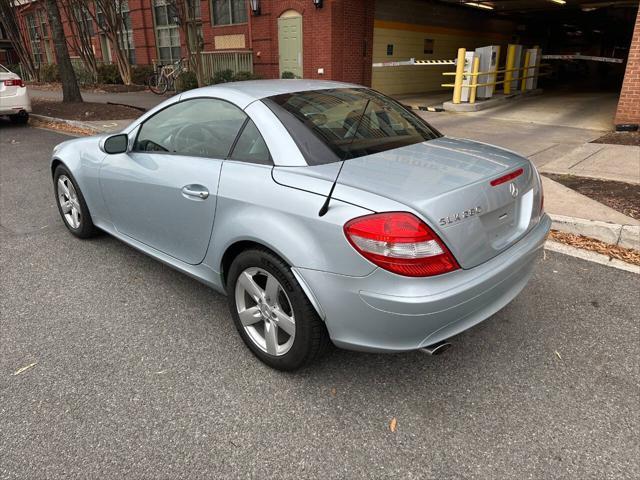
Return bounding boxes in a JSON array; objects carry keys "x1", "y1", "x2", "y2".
[{"x1": 207, "y1": 161, "x2": 380, "y2": 278}]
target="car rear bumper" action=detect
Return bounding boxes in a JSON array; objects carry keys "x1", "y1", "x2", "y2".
[
  {"x1": 0, "y1": 88, "x2": 31, "y2": 115},
  {"x1": 294, "y1": 214, "x2": 551, "y2": 353}
]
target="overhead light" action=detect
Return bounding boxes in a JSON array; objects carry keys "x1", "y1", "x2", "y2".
[
  {"x1": 549, "y1": 0, "x2": 567, "y2": 4},
  {"x1": 464, "y1": 2, "x2": 494, "y2": 10}
]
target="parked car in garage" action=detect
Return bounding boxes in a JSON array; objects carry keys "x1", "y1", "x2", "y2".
[
  {"x1": 0, "y1": 64, "x2": 31, "y2": 124},
  {"x1": 50, "y1": 80, "x2": 550, "y2": 370}
]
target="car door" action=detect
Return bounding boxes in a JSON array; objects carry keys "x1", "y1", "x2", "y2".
[{"x1": 99, "y1": 97, "x2": 247, "y2": 265}]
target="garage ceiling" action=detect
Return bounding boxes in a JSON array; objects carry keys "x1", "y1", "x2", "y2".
[{"x1": 437, "y1": 0, "x2": 638, "y2": 14}]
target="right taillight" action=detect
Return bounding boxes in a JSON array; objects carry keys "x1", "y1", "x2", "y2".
[{"x1": 344, "y1": 212, "x2": 459, "y2": 277}]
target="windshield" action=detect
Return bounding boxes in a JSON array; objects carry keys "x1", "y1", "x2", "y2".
[{"x1": 263, "y1": 88, "x2": 441, "y2": 164}]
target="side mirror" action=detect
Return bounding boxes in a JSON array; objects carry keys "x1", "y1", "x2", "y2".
[{"x1": 103, "y1": 133, "x2": 128, "y2": 154}]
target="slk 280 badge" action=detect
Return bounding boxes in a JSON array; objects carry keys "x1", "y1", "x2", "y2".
[{"x1": 439, "y1": 206, "x2": 482, "y2": 226}]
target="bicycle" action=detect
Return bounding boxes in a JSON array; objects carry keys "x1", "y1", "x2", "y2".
[{"x1": 148, "y1": 58, "x2": 187, "y2": 94}]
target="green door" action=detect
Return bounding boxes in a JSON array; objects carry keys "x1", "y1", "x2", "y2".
[{"x1": 278, "y1": 15, "x2": 303, "y2": 78}]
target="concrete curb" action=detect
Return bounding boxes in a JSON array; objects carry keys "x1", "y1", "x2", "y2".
[
  {"x1": 30, "y1": 113, "x2": 101, "y2": 134},
  {"x1": 549, "y1": 213, "x2": 640, "y2": 251}
]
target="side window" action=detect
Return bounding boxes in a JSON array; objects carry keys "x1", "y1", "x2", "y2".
[
  {"x1": 229, "y1": 119, "x2": 271, "y2": 164},
  {"x1": 133, "y1": 98, "x2": 247, "y2": 158}
]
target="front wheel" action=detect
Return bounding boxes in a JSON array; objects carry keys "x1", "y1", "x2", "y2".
[
  {"x1": 53, "y1": 165, "x2": 99, "y2": 238},
  {"x1": 227, "y1": 249, "x2": 331, "y2": 371},
  {"x1": 148, "y1": 73, "x2": 167, "y2": 94}
]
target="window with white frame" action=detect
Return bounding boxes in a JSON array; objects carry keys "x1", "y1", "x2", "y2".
[
  {"x1": 95, "y1": 1, "x2": 135, "y2": 64},
  {"x1": 212, "y1": 0, "x2": 247, "y2": 26},
  {"x1": 153, "y1": 0, "x2": 181, "y2": 64},
  {"x1": 25, "y1": 14, "x2": 44, "y2": 65}
]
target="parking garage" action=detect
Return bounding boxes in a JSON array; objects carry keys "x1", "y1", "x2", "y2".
[{"x1": 370, "y1": 0, "x2": 639, "y2": 129}]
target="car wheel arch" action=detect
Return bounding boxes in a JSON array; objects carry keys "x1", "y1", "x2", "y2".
[
  {"x1": 220, "y1": 240, "x2": 293, "y2": 288},
  {"x1": 220, "y1": 239, "x2": 326, "y2": 322},
  {"x1": 51, "y1": 158, "x2": 66, "y2": 176}
]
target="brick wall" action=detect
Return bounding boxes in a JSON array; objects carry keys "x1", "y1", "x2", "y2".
[
  {"x1": 615, "y1": 9, "x2": 640, "y2": 126},
  {"x1": 250, "y1": 0, "x2": 373, "y2": 85}
]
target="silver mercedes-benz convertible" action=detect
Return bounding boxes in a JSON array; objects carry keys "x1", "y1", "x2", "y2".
[{"x1": 51, "y1": 80, "x2": 550, "y2": 370}]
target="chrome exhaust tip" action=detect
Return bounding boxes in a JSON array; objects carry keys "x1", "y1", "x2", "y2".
[{"x1": 419, "y1": 341, "x2": 452, "y2": 356}]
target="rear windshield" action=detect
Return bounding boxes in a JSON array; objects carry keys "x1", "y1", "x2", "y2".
[{"x1": 263, "y1": 88, "x2": 441, "y2": 165}]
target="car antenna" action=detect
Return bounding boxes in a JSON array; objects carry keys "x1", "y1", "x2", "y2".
[
  {"x1": 318, "y1": 160, "x2": 346, "y2": 217},
  {"x1": 318, "y1": 99, "x2": 371, "y2": 217}
]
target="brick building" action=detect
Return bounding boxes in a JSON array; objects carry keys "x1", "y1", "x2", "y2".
[{"x1": 5, "y1": 0, "x2": 640, "y2": 127}]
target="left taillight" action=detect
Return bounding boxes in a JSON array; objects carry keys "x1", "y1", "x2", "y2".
[
  {"x1": 4, "y1": 79, "x2": 24, "y2": 87},
  {"x1": 344, "y1": 212, "x2": 460, "y2": 277}
]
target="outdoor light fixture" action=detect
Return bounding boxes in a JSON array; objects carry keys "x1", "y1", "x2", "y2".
[
  {"x1": 313, "y1": 0, "x2": 323, "y2": 9},
  {"x1": 250, "y1": 0, "x2": 260, "y2": 15},
  {"x1": 464, "y1": 2, "x2": 494, "y2": 9},
  {"x1": 172, "y1": 15, "x2": 179, "y2": 24}
]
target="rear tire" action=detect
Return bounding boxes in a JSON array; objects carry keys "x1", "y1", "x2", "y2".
[
  {"x1": 53, "y1": 165, "x2": 99, "y2": 238},
  {"x1": 227, "y1": 249, "x2": 331, "y2": 371},
  {"x1": 9, "y1": 111, "x2": 29, "y2": 124}
]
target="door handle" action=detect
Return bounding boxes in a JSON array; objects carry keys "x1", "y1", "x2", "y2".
[{"x1": 181, "y1": 185, "x2": 209, "y2": 199}]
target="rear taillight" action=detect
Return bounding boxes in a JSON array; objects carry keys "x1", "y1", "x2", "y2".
[
  {"x1": 4, "y1": 79, "x2": 24, "y2": 87},
  {"x1": 344, "y1": 212, "x2": 459, "y2": 277},
  {"x1": 490, "y1": 168, "x2": 523, "y2": 187}
]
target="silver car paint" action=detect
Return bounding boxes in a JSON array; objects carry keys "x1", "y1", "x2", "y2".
[{"x1": 51, "y1": 79, "x2": 550, "y2": 352}]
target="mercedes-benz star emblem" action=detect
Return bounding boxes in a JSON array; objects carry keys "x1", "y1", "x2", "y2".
[{"x1": 509, "y1": 182, "x2": 519, "y2": 198}]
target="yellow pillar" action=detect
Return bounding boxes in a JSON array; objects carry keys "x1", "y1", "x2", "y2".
[
  {"x1": 504, "y1": 44, "x2": 516, "y2": 95},
  {"x1": 521, "y1": 50, "x2": 531, "y2": 92},
  {"x1": 469, "y1": 56, "x2": 480, "y2": 104},
  {"x1": 452, "y1": 48, "x2": 466, "y2": 104}
]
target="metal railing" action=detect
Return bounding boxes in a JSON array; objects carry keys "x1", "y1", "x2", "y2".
[
  {"x1": 442, "y1": 46, "x2": 548, "y2": 104},
  {"x1": 200, "y1": 50, "x2": 253, "y2": 79}
]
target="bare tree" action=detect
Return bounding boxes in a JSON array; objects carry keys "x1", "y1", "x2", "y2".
[
  {"x1": 0, "y1": 0, "x2": 39, "y2": 81},
  {"x1": 43, "y1": 0, "x2": 83, "y2": 102},
  {"x1": 59, "y1": 0, "x2": 98, "y2": 83},
  {"x1": 88, "y1": 0, "x2": 132, "y2": 85},
  {"x1": 171, "y1": 0, "x2": 205, "y2": 87}
]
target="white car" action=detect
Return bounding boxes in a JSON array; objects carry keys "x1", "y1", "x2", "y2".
[{"x1": 0, "y1": 64, "x2": 31, "y2": 124}]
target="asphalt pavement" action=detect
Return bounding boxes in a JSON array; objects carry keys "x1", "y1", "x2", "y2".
[{"x1": 1, "y1": 122, "x2": 639, "y2": 479}]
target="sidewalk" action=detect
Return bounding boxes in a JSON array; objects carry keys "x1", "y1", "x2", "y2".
[
  {"x1": 29, "y1": 85, "x2": 167, "y2": 111},
  {"x1": 539, "y1": 143, "x2": 640, "y2": 184}
]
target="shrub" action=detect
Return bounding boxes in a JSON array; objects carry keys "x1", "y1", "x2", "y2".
[
  {"x1": 281, "y1": 71, "x2": 298, "y2": 79},
  {"x1": 131, "y1": 65, "x2": 154, "y2": 86},
  {"x1": 39, "y1": 63, "x2": 60, "y2": 83},
  {"x1": 233, "y1": 71, "x2": 261, "y2": 82},
  {"x1": 97, "y1": 64, "x2": 123, "y2": 84},
  {"x1": 175, "y1": 71, "x2": 198, "y2": 92},
  {"x1": 208, "y1": 69, "x2": 235, "y2": 85},
  {"x1": 73, "y1": 64, "x2": 96, "y2": 86}
]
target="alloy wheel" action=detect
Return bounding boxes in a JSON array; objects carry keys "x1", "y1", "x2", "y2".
[
  {"x1": 235, "y1": 267, "x2": 296, "y2": 356},
  {"x1": 57, "y1": 175, "x2": 81, "y2": 229}
]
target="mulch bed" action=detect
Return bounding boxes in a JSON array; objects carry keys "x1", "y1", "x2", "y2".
[
  {"x1": 544, "y1": 173, "x2": 640, "y2": 220},
  {"x1": 550, "y1": 230, "x2": 640, "y2": 266},
  {"x1": 27, "y1": 82, "x2": 147, "y2": 93},
  {"x1": 591, "y1": 131, "x2": 640, "y2": 146},
  {"x1": 32, "y1": 99, "x2": 142, "y2": 121}
]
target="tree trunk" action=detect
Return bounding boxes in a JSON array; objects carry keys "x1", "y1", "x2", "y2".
[{"x1": 43, "y1": 0, "x2": 83, "y2": 102}]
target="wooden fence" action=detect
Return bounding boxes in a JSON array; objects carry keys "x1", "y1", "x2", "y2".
[{"x1": 200, "y1": 50, "x2": 253, "y2": 79}]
